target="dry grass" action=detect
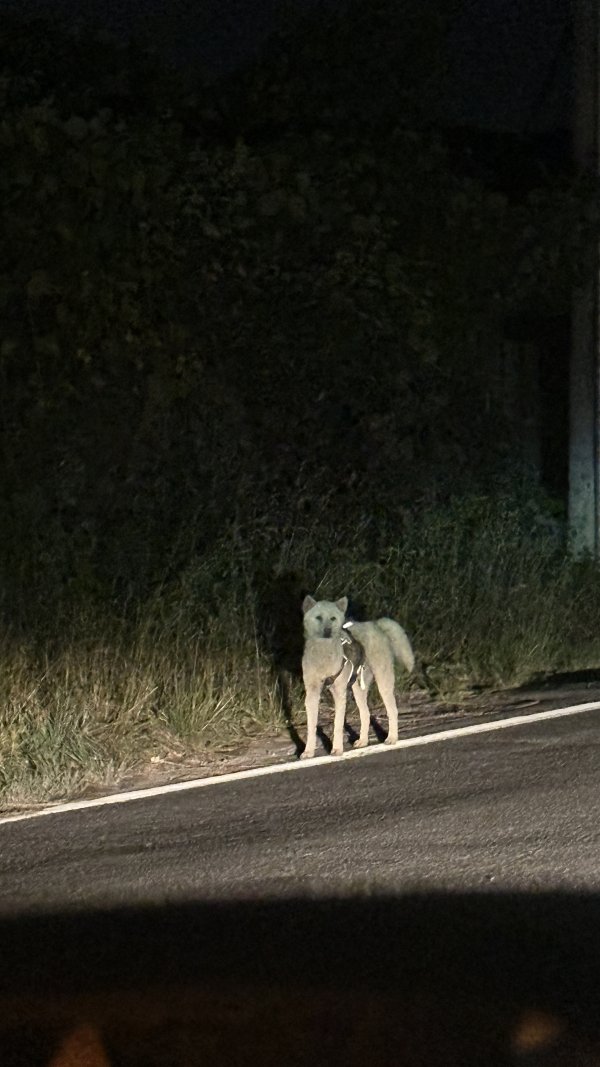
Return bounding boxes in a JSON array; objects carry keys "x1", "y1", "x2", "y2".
[{"x1": 0, "y1": 623, "x2": 280, "y2": 807}]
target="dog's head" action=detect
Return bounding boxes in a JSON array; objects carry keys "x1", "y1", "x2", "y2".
[{"x1": 302, "y1": 596, "x2": 348, "y2": 639}]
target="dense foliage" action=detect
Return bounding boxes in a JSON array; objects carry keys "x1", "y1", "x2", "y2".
[{"x1": 0, "y1": 5, "x2": 593, "y2": 618}]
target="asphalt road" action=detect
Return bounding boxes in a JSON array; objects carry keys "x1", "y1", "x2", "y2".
[{"x1": 1, "y1": 708, "x2": 600, "y2": 912}]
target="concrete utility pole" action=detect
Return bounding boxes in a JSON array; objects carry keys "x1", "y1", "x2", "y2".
[{"x1": 569, "y1": 0, "x2": 600, "y2": 555}]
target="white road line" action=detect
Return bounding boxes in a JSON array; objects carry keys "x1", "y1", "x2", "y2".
[{"x1": 1, "y1": 700, "x2": 600, "y2": 826}]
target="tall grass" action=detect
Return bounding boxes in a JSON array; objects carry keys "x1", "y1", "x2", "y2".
[
  {"x1": 0, "y1": 619, "x2": 280, "y2": 807},
  {"x1": 2, "y1": 492, "x2": 600, "y2": 807}
]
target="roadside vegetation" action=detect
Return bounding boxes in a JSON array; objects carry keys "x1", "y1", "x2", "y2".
[
  {"x1": 1, "y1": 5, "x2": 599, "y2": 805},
  {"x1": 3, "y1": 493, "x2": 600, "y2": 807}
]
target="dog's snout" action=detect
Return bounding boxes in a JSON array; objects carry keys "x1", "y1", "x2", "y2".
[{"x1": 323, "y1": 625, "x2": 332, "y2": 638}]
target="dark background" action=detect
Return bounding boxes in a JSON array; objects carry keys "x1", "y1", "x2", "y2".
[
  {"x1": 0, "y1": 0, "x2": 571, "y2": 130},
  {"x1": 0, "y1": 0, "x2": 592, "y2": 644}
]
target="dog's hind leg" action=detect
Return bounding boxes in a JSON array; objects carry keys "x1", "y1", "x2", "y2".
[
  {"x1": 301, "y1": 683, "x2": 321, "y2": 759},
  {"x1": 374, "y1": 662, "x2": 400, "y2": 745},
  {"x1": 352, "y1": 665, "x2": 373, "y2": 748}
]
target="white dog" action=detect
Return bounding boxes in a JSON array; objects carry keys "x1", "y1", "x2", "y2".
[{"x1": 301, "y1": 596, "x2": 414, "y2": 758}]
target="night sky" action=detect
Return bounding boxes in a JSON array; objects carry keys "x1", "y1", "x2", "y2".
[{"x1": 0, "y1": 0, "x2": 571, "y2": 131}]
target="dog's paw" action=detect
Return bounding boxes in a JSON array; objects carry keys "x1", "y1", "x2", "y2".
[
  {"x1": 384, "y1": 735, "x2": 398, "y2": 746},
  {"x1": 353, "y1": 738, "x2": 369, "y2": 749},
  {"x1": 330, "y1": 745, "x2": 344, "y2": 757},
  {"x1": 300, "y1": 750, "x2": 315, "y2": 760}
]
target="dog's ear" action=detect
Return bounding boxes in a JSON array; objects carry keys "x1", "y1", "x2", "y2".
[
  {"x1": 336, "y1": 597, "x2": 348, "y2": 614},
  {"x1": 302, "y1": 595, "x2": 316, "y2": 614}
]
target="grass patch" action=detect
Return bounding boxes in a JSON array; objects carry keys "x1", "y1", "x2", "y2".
[
  {"x1": 0, "y1": 620, "x2": 280, "y2": 808},
  {"x1": 2, "y1": 492, "x2": 600, "y2": 806}
]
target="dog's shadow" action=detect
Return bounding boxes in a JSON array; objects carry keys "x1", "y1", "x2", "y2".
[
  {"x1": 255, "y1": 571, "x2": 307, "y2": 756},
  {"x1": 343, "y1": 716, "x2": 386, "y2": 748},
  {"x1": 367, "y1": 717, "x2": 387, "y2": 744},
  {"x1": 311, "y1": 717, "x2": 386, "y2": 757}
]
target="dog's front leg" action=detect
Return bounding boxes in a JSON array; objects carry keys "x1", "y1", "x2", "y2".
[
  {"x1": 301, "y1": 682, "x2": 321, "y2": 759},
  {"x1": 330, "y1": 676, "x2": 348, "y2": 757}
]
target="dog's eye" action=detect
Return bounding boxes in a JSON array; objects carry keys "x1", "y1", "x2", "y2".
[
  {"x1": 315, "y1": 614, "x2": 323, "y2": 622},
  {"x1": 330, "y1": 616, "x2": 337, "y2": 622}
]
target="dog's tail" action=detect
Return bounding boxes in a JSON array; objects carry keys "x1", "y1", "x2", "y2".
[{"x1": 376, "y1": 618, "x2": 415, "y2": 673}]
